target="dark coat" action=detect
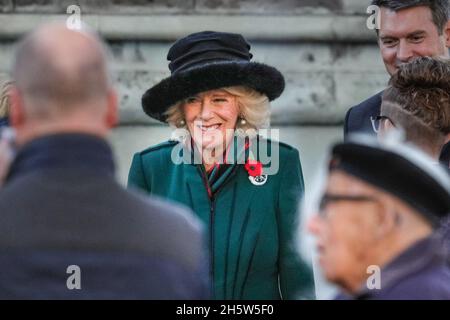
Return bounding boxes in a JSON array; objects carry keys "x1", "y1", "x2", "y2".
[
  {"x1": 0, "y1": 117, "x2": 8, "y2": 128},
  {"x1": 0, "y1": 134, "x2": 209, "y2": 299},
  {"x1": 336, "y1": 236, "x2": 450, "y2": 300},
  {"x1": 344, "y1": 92, "x2": 450, "y2": 166},
  {"x1": 344, "y1": 91, "x2": 383, "y2": 138},
  {"x1": 128, "y1": 138, "x2": 315, "y2": 300}
]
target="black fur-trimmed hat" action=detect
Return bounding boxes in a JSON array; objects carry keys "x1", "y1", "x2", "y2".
[
  {"x1": 142, "y1": 31, "x2": 285, "y2": 122},
  {"x1": 329, "y1": 135, "x2": 450, "y2": 227}
]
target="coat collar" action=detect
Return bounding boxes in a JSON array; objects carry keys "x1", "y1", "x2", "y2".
[
  {"x1": 341, "y1": 234, "x2": 448, "y2": 300},
  {"x1": 6, "y1": 133, "x2": 115, "y2": 182}
]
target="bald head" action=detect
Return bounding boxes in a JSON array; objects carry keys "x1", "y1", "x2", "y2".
[
  {"x1": 13, "y1": 23, "x2": 111, "y2": 118},
  {"x1": 9, "y1": 23, "x2": 118, "y2": 144}
]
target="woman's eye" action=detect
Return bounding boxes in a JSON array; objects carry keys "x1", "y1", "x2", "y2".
[
  {"x1": 186, "y1": 97, "x2": 199, "y2": 104},
  {"x1": 213, "y1": 98, "x2": 227, "y2": 103}
]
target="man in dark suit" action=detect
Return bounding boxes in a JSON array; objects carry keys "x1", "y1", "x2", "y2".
[
  {"x1": 344, "y1": 0, "x2": 450, "y2": 163},
  {"x1": 0, "y1": 23, "x2": 209, "y2": 299},
  {"x1": 308, "y1": 137, "x2": 450, "y2": 299}
]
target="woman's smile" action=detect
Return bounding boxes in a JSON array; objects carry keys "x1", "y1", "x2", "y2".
[{"x1": 197, "y1": 123, "x2": 222, "y2": 133}]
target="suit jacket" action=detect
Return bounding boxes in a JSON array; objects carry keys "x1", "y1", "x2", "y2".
[
  {"x1": 0, "y1": 133, "x2": 209, "y2": 299},
  {"x1": 336, "y1": 236, "x2": 450, "y2": 300},
  {"x1": 345, "y1": 91, "x2": 450, "y2": 165},
  {"x1": 128, "y1": 138, "x2": 315, "y2": 300}
]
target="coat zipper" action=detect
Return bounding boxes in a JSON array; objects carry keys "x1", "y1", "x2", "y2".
[{"x1": 197, "y1": 164, "x2": 239, "y2": 299}]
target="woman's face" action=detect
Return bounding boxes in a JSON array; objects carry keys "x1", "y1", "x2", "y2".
[{"x1": 182, "y1": 89, "x2": 239, "y2": 151}]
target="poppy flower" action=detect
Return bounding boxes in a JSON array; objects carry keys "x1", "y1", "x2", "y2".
[{"x1": 245, "y1": 159, "x2": 263, "y2": 177}]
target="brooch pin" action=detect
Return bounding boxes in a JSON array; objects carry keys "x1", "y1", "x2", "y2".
[{"x1": 245, "y1": 159, "x2": 268, "y2": 186}]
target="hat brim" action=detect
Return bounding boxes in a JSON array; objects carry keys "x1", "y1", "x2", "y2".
[{"x1": 141, "y1": 61, "x2": 285, "y2": 122}]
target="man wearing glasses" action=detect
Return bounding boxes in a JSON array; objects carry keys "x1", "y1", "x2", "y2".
[
  {"x1": 376, "y1": 57, "x2": 450, "y2": 170},
  {"x1": 344, "y1": 0, "x2": 450, "y2": 165},
  {"x1": 308, "y1": 137, "x2": 450, "y2": 299}
]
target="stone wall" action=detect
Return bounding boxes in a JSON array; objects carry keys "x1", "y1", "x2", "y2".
[
  {"x1": 0, "y1": 0, "x2": 368, "y2": 14},
  {"x1": 0, "y1": 0, "x2": 387, "y2": 126}
]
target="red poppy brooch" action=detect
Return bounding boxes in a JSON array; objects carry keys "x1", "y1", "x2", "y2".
[{"x1": 245, "y1": 159, "x2": 268, "y2": 186}]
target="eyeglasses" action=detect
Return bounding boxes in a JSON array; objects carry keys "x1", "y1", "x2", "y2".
[
  {"x1": 318, "y1": 193, "x2": 378, "y2": 218},
  {"x1": 371, "y1": 115, "x2": 395, "y2": 133}
]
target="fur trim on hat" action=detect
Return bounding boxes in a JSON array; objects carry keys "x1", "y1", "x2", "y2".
[{"x1": 142, "y1": 61, "x2": 285, "y2": 122}]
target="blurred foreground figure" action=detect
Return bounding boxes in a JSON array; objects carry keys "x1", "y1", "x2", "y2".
[
  {"x1": 378, "y1": 57, "x2": 450, "y2": 171},
  {"x1": 308, "y1": 136, "x2": 450, "y2": 300},
  {"x1": 0, "y1": 23, "x2": 208, "y2": 299}
]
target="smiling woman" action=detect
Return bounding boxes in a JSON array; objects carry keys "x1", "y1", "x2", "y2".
[
  {"x1": 164, "y1": 86, "x2": 270, "y2": 171},
  {"x1": 128, "y1": 31, "x2": 315, "y2": 300}
]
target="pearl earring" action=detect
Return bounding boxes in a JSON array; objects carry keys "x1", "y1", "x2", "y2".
[
  {"x1": 240, "y1": 118, "x2": 247, "y2": 125},
  {"x1": 179, "y1": 119, "x2": 185, "y2": 126}
]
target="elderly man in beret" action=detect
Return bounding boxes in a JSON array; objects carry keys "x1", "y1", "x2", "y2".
[{"x1": 308, "y1": 136, "x2": 450, "y2": 300}]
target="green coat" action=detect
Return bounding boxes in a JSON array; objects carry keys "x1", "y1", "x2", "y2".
[{"x1": 128, "y1": 138, "x2": 315, "y2": 300}]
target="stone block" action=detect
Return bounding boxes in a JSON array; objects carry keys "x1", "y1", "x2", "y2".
[
  {"x1": 271, "y1": 71, "x2": 337, "y2": 125},
  {"x1": 0, "y1": 0, "x2": 13, "y2": 12},
  {"x1": 58, "y1": 0, "x2": 195, "y2": 14},
  {"x1": 14, "y1": 0, "x2": 60, "y2": 13},
  {"x1": 195, "y1": 0, "x2": 343, "y2": 14}
]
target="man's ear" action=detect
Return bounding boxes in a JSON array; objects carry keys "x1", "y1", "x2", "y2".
[
  {"x1": 105, "y1": 88, "x2": 118, "y2": 128},
  {"x1": 445, "y1": 133, "x2": 450, "y2": 144},
  {"x1": 372, "y1": 198, "x2": 397, "y2": 241},
  {"x1": 445, "y1": 20, "x2": 450, "y2": 48},
  {"x1": 8, "y1": 86, "x2": 26, "y2": 129}
]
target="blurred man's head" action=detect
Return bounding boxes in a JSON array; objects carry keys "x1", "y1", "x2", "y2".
[
  {"x1": 308, "y1": 138, "x2": 450, "y2": 294},
  {"x1": 9, "y1": 23, "x2": 118, "y2": 145},
  {"x1": 379, "y1": 57, "x2": 450, "y2": 160},
  {"x1": 372, "y1": 0, "x2": 450, "y2": 75}
]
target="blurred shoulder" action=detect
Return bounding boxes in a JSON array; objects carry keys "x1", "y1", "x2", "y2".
[
  {"x1": 121, "y1": 188, "x2": 204, "y2": 267},
  {"x1": 128, "y1": 188, "x2": 202, "y2": 234}
]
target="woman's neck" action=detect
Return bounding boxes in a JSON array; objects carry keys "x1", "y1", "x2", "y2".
[{"x1": 202, "y1": 146, "x2": 224, "y2": 172}]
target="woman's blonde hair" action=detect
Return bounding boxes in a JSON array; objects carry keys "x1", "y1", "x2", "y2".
[
  {"x1": 164, "y1": 86, "x2": 271, "y2": 134},
  {"x1": 0, "y1": 80, "x2": 13, "y2": 118}
]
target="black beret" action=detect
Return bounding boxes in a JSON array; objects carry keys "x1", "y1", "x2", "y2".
[{"x1": 330, "y1": 136, "x2": 450, "y2": 227}]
